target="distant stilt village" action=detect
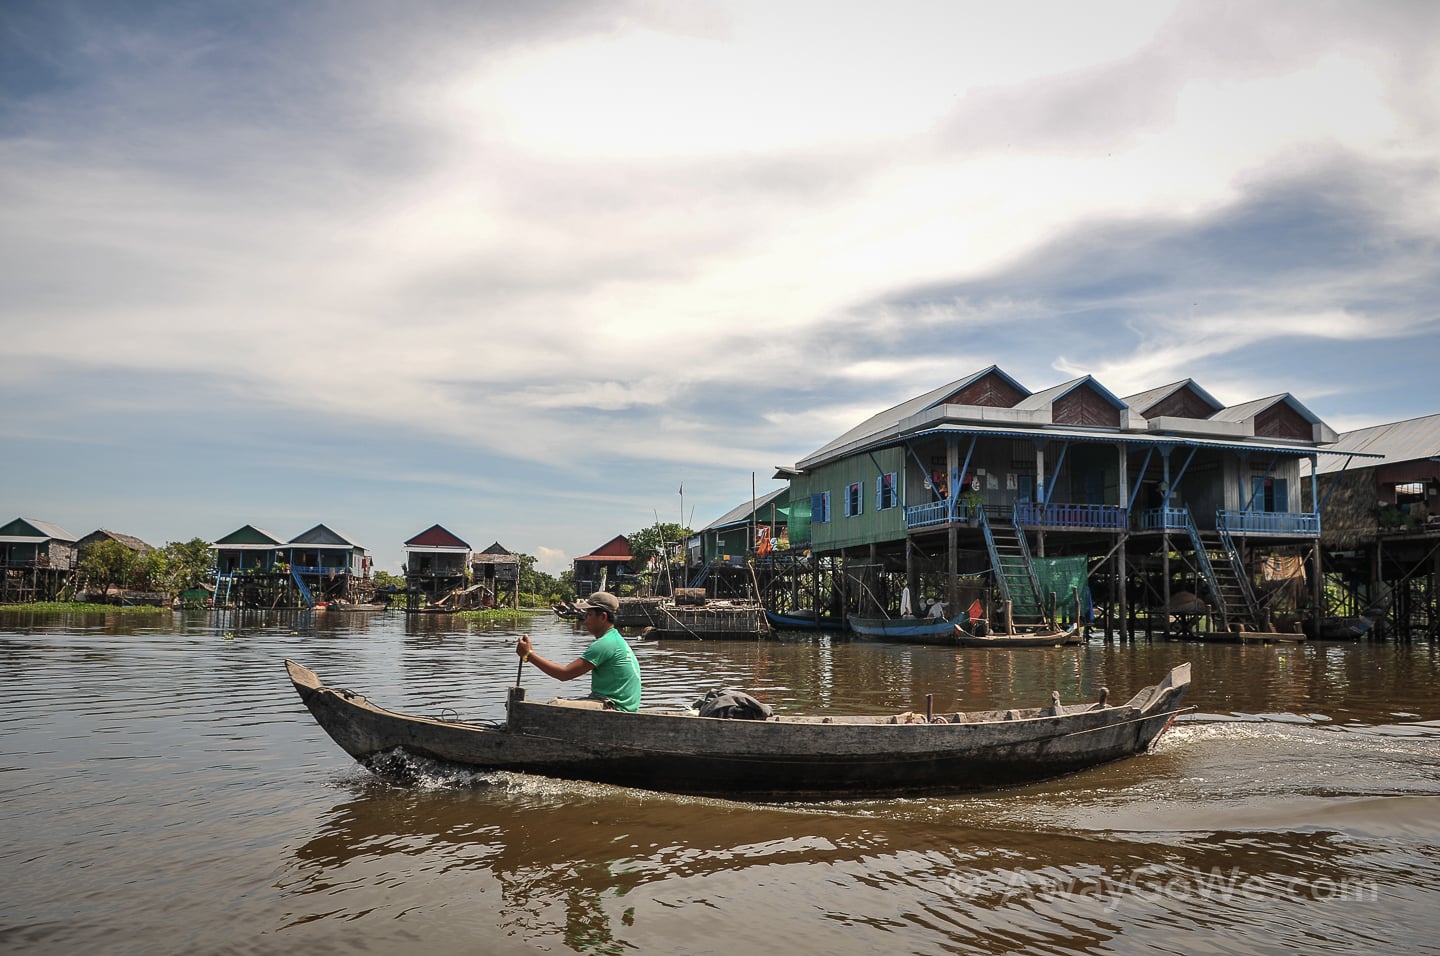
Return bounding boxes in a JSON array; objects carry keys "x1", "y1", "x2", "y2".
[{"x1": 5, "y1": 366, "x2": 1438, "y2": 641}]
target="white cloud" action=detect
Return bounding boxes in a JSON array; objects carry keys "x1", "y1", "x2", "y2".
[{"x1": 4, "y1": 0, "x2": 1438, "y2": 568}]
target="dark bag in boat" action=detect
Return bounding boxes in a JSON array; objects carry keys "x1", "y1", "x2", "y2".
[{"x1": 692, "y1": 689, "x2": 774, "y2": 720}]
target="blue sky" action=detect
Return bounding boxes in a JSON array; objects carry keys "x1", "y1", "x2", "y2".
[{"x1": 3, "y1": 0, "x2": 1438, "y2": 575}]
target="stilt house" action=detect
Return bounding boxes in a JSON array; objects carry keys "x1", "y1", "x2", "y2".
[
  {"x1": 288, "y1": 524, "x2": 371, "y2": 604},
  {"x1": 686, "y1": 487, "x2": 788, "y2": 596},
  {"x1": 404, "y1": 524, "x2": 471, "y2": 607},
  {"x1": 773, "y1": 365, "x2": 1356, "y2": 638},
  {"x1": 211, "y1": 525, "x2": 287, "y2": 608},
  {"x1": 0, "y1": 518, "x2": 78, "y2": 603},
  {"x1": 573, "y1": 535, "x2": 632, "y2": 596},
  {"x1": 77, "y1": 529, "x2": 153, "y2": 557},
  {"x1": 470, "y1": 542, "x2": 522, "y2": 608},
  {"x1": 1305, "y1": 412, "x2": 1440, "y2": 638}
]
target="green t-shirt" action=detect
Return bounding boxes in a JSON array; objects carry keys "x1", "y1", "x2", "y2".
[{"x1": 581, "y1": 627, "x2": 642, "y2": 712}]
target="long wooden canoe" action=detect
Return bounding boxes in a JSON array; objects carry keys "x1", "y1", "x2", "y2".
[
  {"x1": 953, "y1": 622, "x2": 1084, "y2": 648},
  {"x1": 763, "y1": 609, "x2": 843, "y2": 631},
  {"x1": 286, "y1": 660, "x2": 1191, "y2": 798},
  {"x1": 847, "y1": 612, "x2": 972, "y2": 644}
]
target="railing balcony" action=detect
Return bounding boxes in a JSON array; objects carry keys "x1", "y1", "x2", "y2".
[
  {"x1": 905, "y1": 500, "x2": 950, "y2": 529},
  {"x1": 1015, "y1": 501, "x2": 1128, "y2": 530},
  {"x1": 904, "y1": 500, "x2": 981, "y2": 529},
  {"x1": 1217, "y1": 510, "x2": 1320, "y2": 536},
  {"x1": 290, "y1": 564, "x2": 355, "y2": 576},
  {"x1": 1135, "y1": 506, "x2": 1191, "y2": 531}
]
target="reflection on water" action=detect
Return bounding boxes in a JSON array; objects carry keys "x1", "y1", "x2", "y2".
[
  {"x1": 281, "y1": 758, "x2": 1440, "y2": 956},
  {"x1": 4, "y1": 608, "x2": 1440, "y2": 955}
]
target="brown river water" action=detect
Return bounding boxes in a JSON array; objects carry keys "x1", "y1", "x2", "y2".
[{"x1": 4, "y1": 609, "x2": 1440, "y2": 955}]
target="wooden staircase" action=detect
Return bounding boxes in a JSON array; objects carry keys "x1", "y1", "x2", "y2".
[
  {"x1": 981, "y1": 510, "x2": 1048, "y2": 627},
  {"x1": 1183, "y1": 517, "x2": 1262, "y2": 632}
]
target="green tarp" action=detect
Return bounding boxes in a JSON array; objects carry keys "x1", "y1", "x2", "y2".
[{"x1": 1031, "y1": 555, "x2": 1092, "y2": 620}]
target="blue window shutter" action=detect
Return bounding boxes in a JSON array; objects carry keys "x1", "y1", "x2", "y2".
[{"x1": 811, "y1": 491, "x2": 830, "y2": 523}]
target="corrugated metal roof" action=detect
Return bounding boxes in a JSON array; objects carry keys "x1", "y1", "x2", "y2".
[
  {"x1": 1123, "y1": 379, "x2": 1224, "y2": 416},
  {"x1": 576, "y1": 535, "x2": 631, "y2": 559},
  {"x1": 1210, "y1": 393, "x2": 1321, "y2": 425},
  {"x1": 702, "y1": 487, "x2": 789, "y2": 531},
  {"x1": 1308, "y1": 413, "x2": 1440, "y2": 475},
  {"x1": 15, "y1": 519, "x2": 79, "y2": 541},
  {"x1": 801, "y1": 421, "x2": 1373, "y2": 473},
  {"x1": 793, "y1": 367, "x2": 1343, "y2": 472},
  {"x1": 1015, "y1": 375, "x2": 1125, "y2": 412},
  {"x1": 798, "y1": 366, "x2": 1015, "y2": 464},
  {"x1": 405, "y1": 524, "x2": 470, "y2": 549},
  {"x1": 213, "y1": 525, "x2": 284, "y2": 546},
  {"x1": 288, "y1": 523, "x2": 362, "y2": 548}
]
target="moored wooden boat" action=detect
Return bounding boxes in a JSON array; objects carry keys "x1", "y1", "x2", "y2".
[
  {"x1": 847, "y1": 612, "x2": 972, "y2": 644},
  {"x1": 763, "y1": 609, "x2": 842, "y2": 631},
  {"x1": 1303, "y1": 604, "x2": 1387, "y2": 640},
  {"x1": 286, "y1": 659, "x2": 1191, "y2": 798},
  {"x1": 953, "y1": 622, "x2": 1084, "y2": 648},
  {"x1": 1189, "y1": 628, "x2": 1307, "y2": 644}
]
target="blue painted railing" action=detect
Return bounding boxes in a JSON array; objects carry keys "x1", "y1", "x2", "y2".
[
  {"x1": 1182, "y1": 513, "x2": 1228, "y2": 630},
  {"x1": 1135, "y1": 506, "x2": 1190, "y2": 531},
  {"x1": 1014, "y1": 501, "x2": 1127, "y2": 530},
  {"x1": 905, "y1": 500, "x2": 1319, "y2": 536},
  {"x1": 1216, "y1": 511, "x2": 1320, "y2": 535},
  {"x1": 290, "y1": 564, "x2": 355, "y2": 576},
  {"x1": 1215, "y1": 517, "x2": 1262, "y2": 622},
  {"x1": 290, "y1": 567, "x2": 316, "y2": 607},
  {"x1": 904, "y1": 500, "x2": 979, "y2": 529}
]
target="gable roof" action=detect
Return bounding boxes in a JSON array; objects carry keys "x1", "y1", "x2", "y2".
[
  {"x1": 213, "y1": 525, "x2": 285, "y2": 547},
  {"x1": 1210, "y1": 393, "x2": 1338, "y2": 444},
  {"x1": 1122, "y1": 379, "x2": 1224, "y2": 418},
  {"x1": 1310, "y1": 413, "x2": 1440, "y2": 475},
  {"x1": 576, "y1": 535, "x2": 632, "y2": 560},
  {"x1": 703, "y1": 487, "x2": 790, "y2": 532},
  {"x1": 1014, "y1": 375, "x2": 1126, "y2": 412},
  {"x1": 78, "y1": 529, "x2": 153, "y2": 552},
  {"x1": 1210, "y1": 394, "x2": 1307, "y2": 423},
  {"x1": 472, "y1": 542, "x2": 520, "y2": 566},
  {"x1": 792, "y1": 368, "x2": 1348, "y2": 474},
  {"x1": 404, "y1": 524, "x2": 470, "y2": 550},
  {"x1": 0, "y1": 518, "x2": 78, "y2": 542},
  {"x1": 289, "y1": 524, "x2": 363, "y2": 548},
  {"x1": 798, "y1": 366, "x2": 1027, "y2": 468}
]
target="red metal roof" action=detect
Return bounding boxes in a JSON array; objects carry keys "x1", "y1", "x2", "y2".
[
  {"x1": 575, "y1": 534, "x2": 631, "y2": 560},
  {"x1": 404, "y1": 524, "x2": 471, "y2": 549}
]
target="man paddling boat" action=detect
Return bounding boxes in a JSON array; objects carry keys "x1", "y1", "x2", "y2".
[{"x1": 515, "y1": 591, "x2": 642, "y2": 712}]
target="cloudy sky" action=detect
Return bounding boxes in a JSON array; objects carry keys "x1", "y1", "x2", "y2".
[{"x1": 3, "y1": 0, "x2": 1438, "y2": 575}]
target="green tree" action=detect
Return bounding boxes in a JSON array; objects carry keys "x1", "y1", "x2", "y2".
[
  {"x1": 517, "y1": 554, "x2": 563, "y2": 605},
  {"x1": 137, "y1": 548, "x2": 169, "y2": 590},
  {"x1": 373, "y1": 570, "x2": 406, "y2": 591},
  {"x1": 77, "y1": 540, "x2": 139, "y2": 597},
  {"x1": 162, "y1": 538, "x2": 213, "y2": 593},
  {"x1": 625, "y1": 523, "x2": 692, "y2": 575}
]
